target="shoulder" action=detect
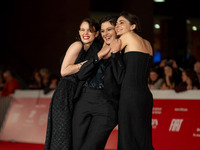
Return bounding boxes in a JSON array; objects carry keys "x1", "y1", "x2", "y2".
[
  {"x1": 66, "y1": 41, "x2": 83, "y2": 54},
  {"x1": 70, "y1": 41, "x2": 83, "y2": 49},
  {"x1": 120, "y1": 32, "x2": 138, "y2": 43},
  {"x1": 119, "y1": 32, "x2": 139, "y2": 50},
  {"x1": 144, "y1": 39, "x2": 151, "y2": 46},
  {"x1": 144, "y1": 39, "x2": 153, "y2": 55}
]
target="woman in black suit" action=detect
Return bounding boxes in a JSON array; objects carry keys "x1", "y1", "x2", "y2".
[{"x1": 72, "y1": 16, "x2": 123, "y2": 150}]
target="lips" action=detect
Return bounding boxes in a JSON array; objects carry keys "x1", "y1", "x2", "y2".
[
  {"x1": 82, "y1": 35, "x2": 90, "y2": 40},
  {"x1": 104, "y1": 36, "x2": 111, "y2": 40},
  {"x1": 116, "y1": 28, "x2": 122, "y2": 33}
]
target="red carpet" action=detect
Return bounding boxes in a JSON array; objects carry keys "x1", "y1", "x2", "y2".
[
  {"x1": 0, "y1": 141, "x2": 115, "y2": 150},
  {"x1": 0, "y1": 141, "x2": 44, "y2": 150}
]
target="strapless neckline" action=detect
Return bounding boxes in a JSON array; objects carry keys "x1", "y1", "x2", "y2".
[{"x1": 124, "y1": 51, "x2": 152, "y2": 56}]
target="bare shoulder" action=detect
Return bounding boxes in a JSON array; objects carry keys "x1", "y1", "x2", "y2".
[
  {"x1": 144, "y1": 39, "x2": 153, "y2": 56},
  {"x1": 119, "y1": 32, "x2": 134, "y2": 49},
  {"x1": 67, "y1": 41, "x2": 83, "y2": 53},
  {"x1": 70, "y1": 41, "x2": 83, "y2": 49}
]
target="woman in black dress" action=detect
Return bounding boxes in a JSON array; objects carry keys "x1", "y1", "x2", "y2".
[
  {"x1": 110, "y1": 11, "x2": 154, "y2": 150},
  {"x1": 44, "y1": 18, "x2": 101, "y2": 150}
]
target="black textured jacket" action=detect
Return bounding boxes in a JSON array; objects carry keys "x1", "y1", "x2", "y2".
[{"x1": 74, "y1": 50, "x2": 125, "y2": 107}]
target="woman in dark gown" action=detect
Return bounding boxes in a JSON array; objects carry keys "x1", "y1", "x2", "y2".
[
  {"x1": 110, "y1": 11, "x2": 154, "y2": 150},
  {"x1": 44, "y1": 18, "x2": 101, "y2": 150}
]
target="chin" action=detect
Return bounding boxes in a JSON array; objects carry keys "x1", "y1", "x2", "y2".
[
  {"x1": 105, "y1": 41, "x2": 111, "y2": 45},
  {"x1": 82, "y1": 40, "x2": 90, "y2": 44},
  {"x1": 117, "y1": 32, "x2": 122, "y2": 36}
]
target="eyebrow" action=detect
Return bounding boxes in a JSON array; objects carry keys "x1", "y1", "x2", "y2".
[{"x1": 118, "y1": 19, "x2": 124, "y2": 22}]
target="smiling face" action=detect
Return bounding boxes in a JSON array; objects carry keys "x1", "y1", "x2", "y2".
[
  {"x1": 79, "y1": 21, "x2": 98, "y2": 45},
  {"x1": 100, "y1": 21, "x2": 117, "y2": 45},
  {"x1": 115, "y1": 16, "x2": 136, "y2": 36}
]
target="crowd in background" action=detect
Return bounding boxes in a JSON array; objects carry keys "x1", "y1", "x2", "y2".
[
  {"x1": 0, "y1": 67, "x2": 60, "y2": 97},
  {"x1": 0, "y1": 55, "x2": 200, "y2": 97},
  {"x1": 148, "y1": 56, "x2": 200, "y2": 92}
]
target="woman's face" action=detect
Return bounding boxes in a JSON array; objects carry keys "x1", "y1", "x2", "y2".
[
  {"x1": 115, "y1": 16, "x2": 135, "y2": 36},
  {"x1": 194, "y1": 62, "x2": 200, "y2": 73},
  {"x1": 181, "y1": 71, "x2": 188, "y2": 82},
  {"x1": 150, "y1": 71, "x2": 158, "y2": 82},
  {"x1": 164, "y1": 66, "x2": 173, "y2": 76},
  {"x1": 100, "y1": 21, "x2": 117, "y2": 45},
  {"x1": 79, "y1": 21, "x2": 98, "y2": 45}
]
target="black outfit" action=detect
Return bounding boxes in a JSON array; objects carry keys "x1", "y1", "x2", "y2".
[
  {"x1": 72, "y1": 44, "x2": 120, "y2": 150},
  {"x1": 44, "y1": 41, "x2": 96, "y2": 150},
  {"x1": 44, "y1": 75, "x2": 78, "y2": 150},
  {"x1": 112, "y1": 51, "x2": 154, "y2": 150}
]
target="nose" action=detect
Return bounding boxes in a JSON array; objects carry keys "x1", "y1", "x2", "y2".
[
  {"x1": 104, "y1": 30, "x2": 108, "y2": 35},
  {"x1": 115, "y1": 24, "x2": 119, "y2": 29},
  {"x1": 115, "y1": 25, "x2": 119, "y2": 32},
  {"x1": 84, "y1": 30, "x2": 89, "y2": 34}
]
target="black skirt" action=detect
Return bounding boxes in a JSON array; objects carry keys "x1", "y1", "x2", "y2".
[{"x1": 44, "y1": 75, "x2": 78, "y2": 150}]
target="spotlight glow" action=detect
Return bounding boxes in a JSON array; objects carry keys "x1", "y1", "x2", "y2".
[
  {"x1": 192, "y1": 26, "x2": 197, "y2": 31},
  {"x1": 154, "y1": 0, "x2": 165, "y2": 2},
  {"x1": 186, "y1": 19, "x2": 191, "y2": 24},
  {"x1": 154, "y1": 24, "x2": 160, "y2": 29}
]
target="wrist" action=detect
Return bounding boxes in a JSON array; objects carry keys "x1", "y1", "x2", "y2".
[{"x1": 76, "y1": 63, "x2": 81, "y2": 70}]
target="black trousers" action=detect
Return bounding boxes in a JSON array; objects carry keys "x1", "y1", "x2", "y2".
[{"x1": 72, "y1": 88, "x2": 117, "y2": 150}]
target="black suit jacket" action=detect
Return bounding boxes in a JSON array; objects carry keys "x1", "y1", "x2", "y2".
[{"x1": 74, "y1": 51, "x2": 125, "y2": 108}]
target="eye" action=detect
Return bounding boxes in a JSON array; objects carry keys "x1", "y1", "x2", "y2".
[
  {"x1": 100, "y1": 30, "x2": 104, "y2": 33},
  {"x1": 116, "y1": 21, "x2": 123, "y2": 26},
  {"x1": 107, "y1": 28, "x2": 114, "y2": 31}
]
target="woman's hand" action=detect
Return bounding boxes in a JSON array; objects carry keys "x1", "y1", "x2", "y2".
[
  {"x1": 97, "y1": 44, "x2": 111, "y2": 60},
  {"x1": 77, "y1": 60, "x2": 87, "y2": 70}
]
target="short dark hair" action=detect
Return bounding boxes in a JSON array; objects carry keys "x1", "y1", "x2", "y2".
[
  {"x1": 99, "y1": 16, "x2": 118, "y2": 26},
  {"x1": 120, "y1": 11, "x2": 141, "y2": 34}
]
